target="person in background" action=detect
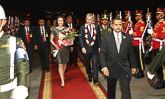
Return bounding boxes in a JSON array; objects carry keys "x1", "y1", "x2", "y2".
[
  {"x1": 66, "y1": 15, "x2": 78, "y2": 67},
  {"x1": 34, "y1": 18, "x2": 51, "y2": 72},
  {"x1": 17, "y1": 19, "x2": 34, "y2": 73}
]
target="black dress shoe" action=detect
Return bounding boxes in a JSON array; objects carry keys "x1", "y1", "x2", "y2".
[
  {"x1": 46, "y1": 68, "x2": 50, "y2": 72},
  {"x1": 61, "y1": 85, "x2": 65, "y2": 88},
  {"x1": 153, "y1": 81, "x2": 165, "y2": 89},
  {"x1": 94, "y1": 81, "x2": 99, "y2": 86},
  {"x1": 135, "y1": 70, "x2": 144, "y2": 78},
  {"x1": 88, "y1": 78, "x2": 92, "y2": 82},
  {"x1": 30, "y1": 69, "x2": 32, "y2": 73}
]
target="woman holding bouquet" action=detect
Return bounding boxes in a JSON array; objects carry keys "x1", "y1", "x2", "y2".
[{"x1": 50, "y1": 16, "x2": 69, "y2": 88}]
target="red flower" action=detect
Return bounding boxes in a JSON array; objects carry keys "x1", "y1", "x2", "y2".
[
  {"x1": 93, "y1": 40, "x2": 95, "y2": 42},
  {"x1": 94, "y1": 33, "x2": 97, "y2": 35},
  {"x1": 93, "y1": 28, "x2": 95, "y2": 30},
  {"x1": 85, "y1": 38, "x2": 88, "y2": 40},
  {"x1": 62, "y1": 32, "x2": 66, "y2": 35},
  {"x1": 68, "y1": 31, "x2": 70, "y2": 33},
  {"x1": 85, "y1": 27, "x2": 87, "y2": 29},
  {"x1": 85, "y1": 32, "x2": 88, "y2": 34}
]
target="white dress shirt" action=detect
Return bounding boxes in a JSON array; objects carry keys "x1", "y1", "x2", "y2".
[
  {"x1": 113, "y1": 31, "x2": 122, "y2": 52},
  {"x1": 88, "y1": 24, "x2": 93, "y2": 37},
  {"x1": 40, "y1": 26, "x2": 46, "y2": 41},
  {"x1": 68, "y1": 23, "x2": 73, "y2": 29},
  {"x1": 25, "y1": 27, "x2": 29, "y2": 35}
]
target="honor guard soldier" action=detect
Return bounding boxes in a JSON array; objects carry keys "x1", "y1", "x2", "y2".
[
  {"x1": 132, "y1": 10, "x2": 146, "y2": 78},
  {"x1": 0, "y1": 5, "x2": 29, "y2": 99},
  {"x1": 123, "y1": 10, "x2": 134, "y2": 35},
  {"x1": 151, "y1": 7, "x2": 165, "y2": 89},
  {"x1": 100, "y1": 14, "x2": 112, "y2": 39}
]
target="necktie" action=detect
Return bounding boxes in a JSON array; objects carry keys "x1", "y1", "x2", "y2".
[
  {"x1": 26, "y1": 27, "x2": 30, "y2": 43},
  {"x1": 89, "y1": 25, "x2": 92, "y2": 35},
  {"x1": 117, "y1": 34, "x2": 120, "y2": 53},
  {"x1": 41, "y1": 26, "x2": 45, "y2": 43},
  {"x1": 69, "y1": 24, "x2": 71, "y2": 28}
]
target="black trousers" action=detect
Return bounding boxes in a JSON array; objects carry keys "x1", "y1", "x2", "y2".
[
  {"x1": 133, "y1": 46, "x2": 145, "y2": 70},
  {"x1": 153, "y1": 49, "x2": 163, "y2": 81},
  {"x1": 26, "y1": 44, "x2": 33, "y2": 70},
  {"x1": 83, "y1": 51, "x2": 98, "y2": 82},
  {"x1": 107, "y1": 70, "x2": 131, "y2": 99},
  {"x1": 69, "y1": 46, "x2": 77, "y2": 66},
  {"x1": 38, "y1": 46, "x2": 50, "y2": 70}
]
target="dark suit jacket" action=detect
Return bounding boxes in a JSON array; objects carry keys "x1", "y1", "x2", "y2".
[
  {"x1": 100, "y1": 32, "x2": 137, "y2": 78},
  {"x1": 79, "y1": 24, "x2": 101, "y2": 53},
  {"x1": 17, "y1": 26, "x2": 34, "y2": 48},
  {"x1": 34, "y1": 26, "x2": 50, "y2": 48}
]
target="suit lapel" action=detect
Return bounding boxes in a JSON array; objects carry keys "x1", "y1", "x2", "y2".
[
  {"x1": 119, "y1": 32, "x2": 126, "y2": 54},
  {"x1": 110, "y1": 33, "x2": 118, "y2": 54}
]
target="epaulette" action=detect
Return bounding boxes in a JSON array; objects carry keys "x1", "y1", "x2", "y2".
[
  {"x1": 141, "y1": 20, "x2": 144, "y2": 24},
  {"x1": 163, "y1": 21, "x2": 165, "y2": 24}
]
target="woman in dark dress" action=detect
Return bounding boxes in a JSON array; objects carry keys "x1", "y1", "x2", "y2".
[{"x1": 50, "y1": 16, "x2": 69, "y2": 88}]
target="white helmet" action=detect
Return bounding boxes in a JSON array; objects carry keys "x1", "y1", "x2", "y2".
[{"x1": 0, "y1": 5, "x2": 6, "y2": 19}]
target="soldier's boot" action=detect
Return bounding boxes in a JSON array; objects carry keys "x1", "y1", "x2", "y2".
[{"x1": 153, "y1": 80, "x2": 165, "y2": 89}]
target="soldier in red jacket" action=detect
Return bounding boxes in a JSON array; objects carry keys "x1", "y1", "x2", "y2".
[
  {"x1": 123, "y1": 10, "x2": 134, "y2": 35},
  {"x1": 132, "y1": 10, "x2": 146, "y2": 78},
  {"x1": 151, "y1": 7, "x2": 165, "y2": 89}
]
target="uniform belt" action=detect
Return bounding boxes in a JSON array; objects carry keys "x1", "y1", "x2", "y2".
[
  {"x1": 153, "y1": 38, "x2": 165, "y2": 50},
  {"x1": 133, "y1": 37, "x2": 145, "y2": 53},
  {"x1": 0, "y1": 78, "x2": 17, "y2": 93},
  {"x1": 133, "y1": 37, "x2": 141, "y2": 41}
]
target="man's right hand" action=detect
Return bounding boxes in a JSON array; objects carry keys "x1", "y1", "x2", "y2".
[
  {"x1": 82, "y1": 48, "x2": 86, "y2": 54},
  {"x1": 103, "y1": 68, "x2": 109, "y2": 76}
]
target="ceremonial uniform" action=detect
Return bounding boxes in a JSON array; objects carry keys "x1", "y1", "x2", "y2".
[
  {"x1": 123, "y1": 10, "x2": 134, "y2": 34},
  {"x1": 100, "y1": 14, "x2": 112, "y2": 39},
  {"x1": 0, "y1": 32, "x2": 29, "y2": 99},
  {"x1": 100, "y1": 25, "x2": 112, "y2": 39},
  {"x1": 123, "y1": 20, "x2": 134, "y2": 34},
  {"x1": 150, "y1": 7, "x2": 165, "y2": 89},
  {"x1": 132, "y1": 10, "x2": 146, "y2": 78},
  {"x1": 0, "y1": 5, "x2": 29, "y2": 99}
]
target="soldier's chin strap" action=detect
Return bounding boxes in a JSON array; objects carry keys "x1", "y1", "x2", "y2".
[
  {"x1": 0, "y1": 19, "x2": 4, "y2": 31},
  {"x1": 158, "y1": 14, "x2": 163, "y2": 20}
]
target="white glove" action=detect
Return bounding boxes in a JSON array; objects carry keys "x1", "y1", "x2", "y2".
[
  {"x1": 129, "y1": 29, "x2": 133, "y2": 35},
  {"x1": 147, "y1": 71, "x2": 155, "y2": 80},
  {"x1": 147, "y1": 27, "x2": 153, "y2": 35},
  {"x1": 12, "y1": 85, "x2": 28, "y2": 99},
  {"x1": 53, "y1": 50, "x2": 59, "y2": 57}
]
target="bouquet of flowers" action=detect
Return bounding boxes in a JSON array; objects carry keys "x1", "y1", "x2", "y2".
[{"x1": 53, "y1": 28, "x2": 79, "y2": 57}]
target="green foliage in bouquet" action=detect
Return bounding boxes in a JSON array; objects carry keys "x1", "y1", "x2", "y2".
[{"x1": 62, "y1": 28, "x2": 80, "y2": 40}]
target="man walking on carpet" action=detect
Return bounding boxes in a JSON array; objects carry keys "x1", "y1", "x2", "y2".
[
  {"x1": 100, "y1": 18, "x2": 137, "y2": 99},
  {"x1": 79, "y1": 13, "x2": 101, "y2": 85}
]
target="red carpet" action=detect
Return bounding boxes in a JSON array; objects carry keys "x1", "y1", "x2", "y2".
[{"x1": 51, "y1": 63, "x2": 97, "y2": 99}]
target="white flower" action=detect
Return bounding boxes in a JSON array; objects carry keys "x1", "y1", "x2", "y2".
[
  {"x1": 85, "y1": 34, "x2": 88, "y2": 38},
  {"x1": 91, "y1": 42, "x2": 94, "y2": 45},
  {"x1": 93, "y1": 36, "x2": 96, "y2": 40},
  {"x1": 59, "y1": 33, "x2": 65, "y2": 40},
  {"x1": 86, "y1": 40, "x2": 89, "y2": 44}
]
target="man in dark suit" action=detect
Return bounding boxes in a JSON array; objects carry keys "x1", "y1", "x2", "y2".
[
  {"x1": 79, "y1": 13, "x2": 101, "y2": 85},
  {"x1": 65, "y1": 15, "x2": 78, "y2": 67},
  {"x1": 100, "y1": 18, "x2": 137, "y2": 99},
  {"x1": 17, "y1": 19, "x2": 34, "y2": 72},
  {"x1": 34, "y1": 19, "x2": 50, "y2": 72}
]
